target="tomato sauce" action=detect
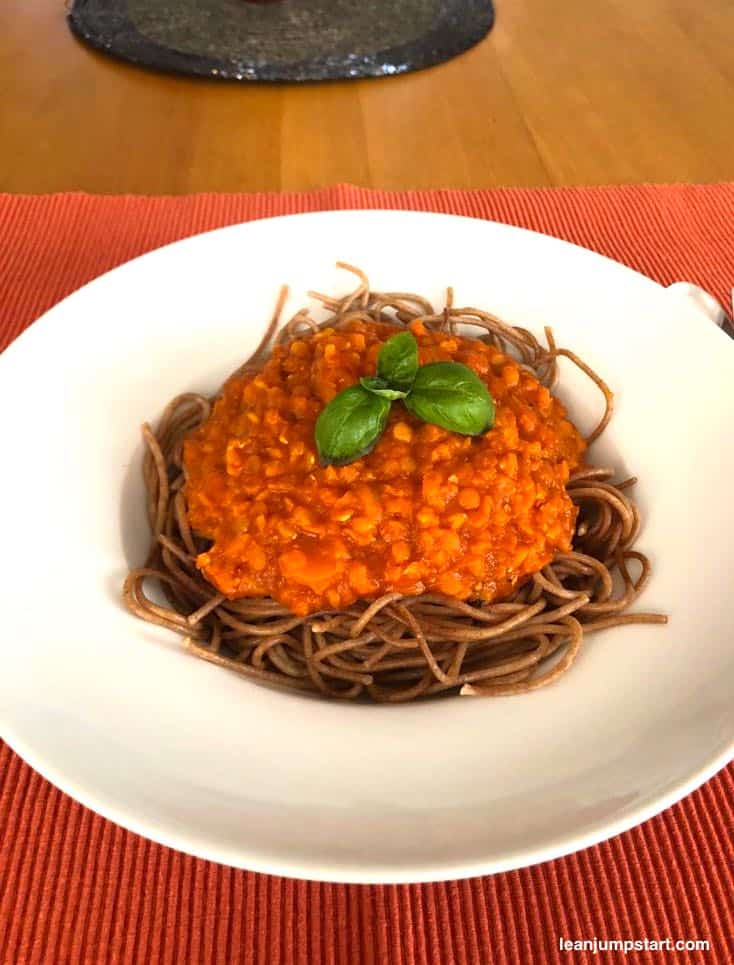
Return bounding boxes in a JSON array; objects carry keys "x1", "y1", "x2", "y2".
[{"x1": 183, "y1": 320, "x2": 586, "y2": 616}]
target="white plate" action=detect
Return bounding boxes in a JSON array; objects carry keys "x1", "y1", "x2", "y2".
[{"x1": 1, "y1": 211, "x2": 732, "y2": 884}]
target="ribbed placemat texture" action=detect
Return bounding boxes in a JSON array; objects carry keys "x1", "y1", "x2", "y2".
[{"x1": 1, "y1": 185, "x2": 732, "y2": 964}]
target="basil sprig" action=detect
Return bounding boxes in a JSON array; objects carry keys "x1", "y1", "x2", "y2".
[{"x1": 315, "y1": 331, "x2": 495, "y2": 466}]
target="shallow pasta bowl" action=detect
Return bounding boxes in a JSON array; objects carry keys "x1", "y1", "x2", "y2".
[{"x1": 0, "y1": 210, "x2": 732, "y2": 883}]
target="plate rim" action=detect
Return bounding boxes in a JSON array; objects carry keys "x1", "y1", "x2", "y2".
[
  {"x1": 0, "y1": 209, "x2": 666, "y2": 367},
  {"x1": 2, "y1": 715, "x2": 733, "y2": 884}
]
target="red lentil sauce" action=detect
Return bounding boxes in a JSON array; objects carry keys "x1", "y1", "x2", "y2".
[{"x1": 183, "y1": 320, "x2": 586, "y2": 616}]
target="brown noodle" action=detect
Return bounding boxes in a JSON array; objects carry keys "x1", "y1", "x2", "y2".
[{"x1": 123, "y1": 265, "x2": 667, "y2": 701}]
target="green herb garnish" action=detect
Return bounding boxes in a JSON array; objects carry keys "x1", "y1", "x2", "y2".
[{"x1": 315, "y1": 331, "x2": 495, "y2": 466}]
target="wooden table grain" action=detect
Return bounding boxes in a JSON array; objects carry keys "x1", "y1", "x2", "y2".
[{"x1": 2, "y1": 1, "x2": 734, "y2": 194}]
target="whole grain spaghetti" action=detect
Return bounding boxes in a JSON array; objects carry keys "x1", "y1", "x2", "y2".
[{"x1": 123, "y1": 266, "x2": 666, "y2": 701}]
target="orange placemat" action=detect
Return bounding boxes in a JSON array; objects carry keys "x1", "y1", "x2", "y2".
[{"x1": 1, "y1": 185, "x2": 732, "y2": 965}]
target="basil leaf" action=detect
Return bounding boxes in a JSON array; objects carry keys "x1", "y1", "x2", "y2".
[
  {"x1": 377, "y1": 331, "x2": 419, "y2": 392},
  {"x1": 360, "y1": 376, "x2": 408, "y2": 400},
  {"x1": 315, "y1": 384, "x2": 391, "y2": 466},
  {"x1": 405, "y1": 362, "x2": 495, "y2": 435}
]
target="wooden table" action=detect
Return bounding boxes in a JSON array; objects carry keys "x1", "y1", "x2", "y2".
[{"x1": 2, "y1": 1, "x2": 734, "y2": 193}]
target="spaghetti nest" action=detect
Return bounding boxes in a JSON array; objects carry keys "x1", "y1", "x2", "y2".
[{"x1": 124, "y1": 265, "x2": 666, "y2": 702}]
